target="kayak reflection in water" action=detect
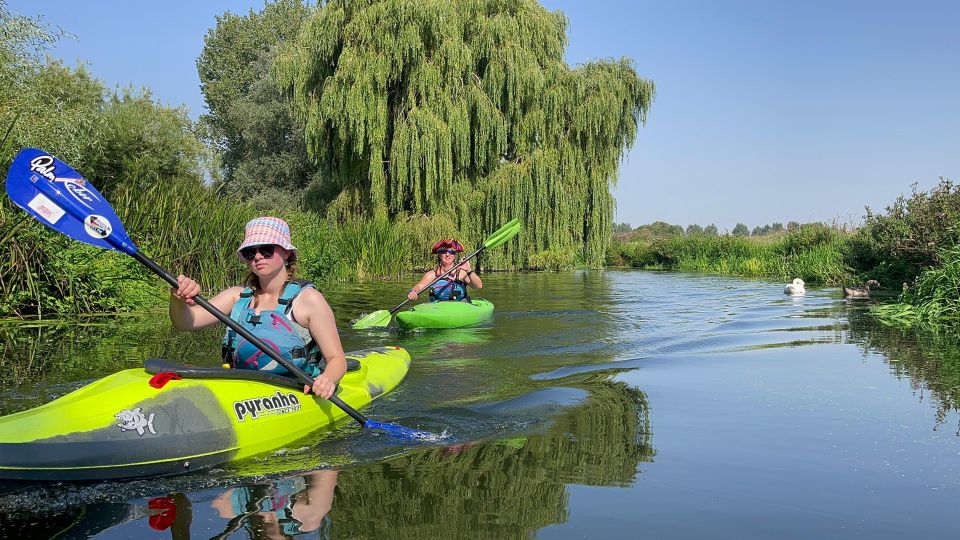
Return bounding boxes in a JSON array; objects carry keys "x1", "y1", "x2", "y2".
[
  {"x1": 211, "y1": 469, "x2": 338, "y2": 540},
  {"x1": 407, "y1": 238, "x2": 483, "y2": 302}
]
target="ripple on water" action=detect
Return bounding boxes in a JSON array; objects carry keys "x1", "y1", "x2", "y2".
[{"x1": 1, "y1": 270, "x2": 958, "y2": 538}]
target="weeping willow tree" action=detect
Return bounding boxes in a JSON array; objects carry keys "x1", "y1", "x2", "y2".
[{"x1": 275, "y1": 0, "x2": 654, "y2": 267}]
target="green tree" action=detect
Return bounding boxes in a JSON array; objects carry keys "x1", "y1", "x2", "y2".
[
  {"x1": 732, "y1": 223, "x2": 749, "y2": 237},
  {"x1": 1, "y1": 2, "x2": 225, "y2": 316},
  {"x1": 2, "y1": 58, "x2": 103, "y2": 170},
  {"x1": 848, "y1": 178, "x2": 960, "y2": 286},
  {"x1": 275, "y1": 0, "x2": 654, "y2": 267},
  {"x1": 704, "y1": 224, "x2": 718, "y2": 236},
  {"x1": 85, "y1": 87, "x2": 202, "y2": 195},
  {"x1": 635, "y1": 221, "x2": 683, "y2": 240},
  {"x1": 1, "y1": 4, "x2": 96, "y2": 168},
  {"x1": 197, "y1": 0, "x2": 319, "y2": 208},
  {"x1": 685, "y1": 224, "x2": 704, "y2": 236},
  {"x1": 0, "y1": 0, "x2": 66, "y2": 128}
]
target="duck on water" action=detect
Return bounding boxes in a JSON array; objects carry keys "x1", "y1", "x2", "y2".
[{"x1": 843, "y1": 280, "x2": 880, "y2": 298}]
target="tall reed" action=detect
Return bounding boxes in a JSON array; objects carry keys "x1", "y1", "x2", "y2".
[{"x1": 109, "y1": 178, "x2": 257, "y2": 291}]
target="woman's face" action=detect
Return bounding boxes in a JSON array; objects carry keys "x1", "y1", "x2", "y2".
[
  {"x1": 241, "y1": 244, "x2": 289, "y2": 276},
  {"x1": 438, "y1": 249, "x2": 457, "y2": 264}
]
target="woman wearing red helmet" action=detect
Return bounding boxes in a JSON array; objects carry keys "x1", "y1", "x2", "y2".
[{"x1": 407, "y1": 238, "x2": 483, "y2": 301}]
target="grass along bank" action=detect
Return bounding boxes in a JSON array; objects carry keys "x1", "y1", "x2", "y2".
[{"x1": 607, "y1": 223, "x2": 853, "y2": 286}]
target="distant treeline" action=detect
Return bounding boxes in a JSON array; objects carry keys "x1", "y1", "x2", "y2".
[
  {"x1": 611, "y1": 220, "x2": 812, "y2": 242},
  {"x1": 608, "y1": 221, "x2": 851, "y2": 285}
]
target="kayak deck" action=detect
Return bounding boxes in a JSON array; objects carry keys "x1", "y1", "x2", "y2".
[
  {"x1": 395, "y1": 299, "x2": 494, "y2": 329},
  {"x1": 0, "y1": 346, "x2": 409, "y2": 481}
]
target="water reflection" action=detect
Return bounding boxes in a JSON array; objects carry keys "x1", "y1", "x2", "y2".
[
  {"x1": 211, "y1": 470, "x2": 337, "y2": 539},
  {"x1": 329, "y1": 377, "x2": 652, "y2": 539},
  {"x1": 0, "y1": 370, "x2": 649, "y2": 539},
  {"x1": 397, "y1": 326, "x2": 493, "y2": 358},
  {"x1": 845, "y1": 304, "x2": 960, "y2": 430}
]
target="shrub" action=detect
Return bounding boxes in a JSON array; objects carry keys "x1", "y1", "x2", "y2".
[
  {"x1": 847, "y1": 178, "x2": 960, "y2": 287},
  {"x1": 778, "y1": 222, "x2": 840, "y2": 256}
]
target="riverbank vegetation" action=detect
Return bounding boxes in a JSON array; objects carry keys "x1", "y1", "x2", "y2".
[
  {"x1": 861, "y1": 179, "x2": 960, "y2": 329},
  {"x1": 608, "y1": 222, "x2": 853, "y2": 285}
]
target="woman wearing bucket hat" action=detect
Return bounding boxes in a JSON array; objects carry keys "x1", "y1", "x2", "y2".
[
  {"x1": 169, "y1": 216, "x2": 347, "y2": 398},
  {"x1": 406, "y1": 238, "x2": 483, "y2": 302}
]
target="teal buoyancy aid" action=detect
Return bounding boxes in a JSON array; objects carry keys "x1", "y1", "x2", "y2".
[
  {"x1": 222, "y1": 279, "x2": 322, "y2": 376},
  {"x1": 428, "y1": 267, "x2": 469, "y2": 301}
]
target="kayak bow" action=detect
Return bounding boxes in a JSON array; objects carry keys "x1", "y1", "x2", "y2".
[
  {"x1": 0, "y1": 346, "x2": 410, "y2": 481},
  {"x1": 395, "y1": 299, "x2": 494, "y2": 330}
]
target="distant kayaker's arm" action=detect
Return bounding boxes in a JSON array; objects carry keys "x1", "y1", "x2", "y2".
[
  {"x1": 169, "y1": 279, "x2": 241, "y2": 330},
  {"x1": 464, "y1": 270, "x2": 482, "y2": 289},
  {"x1": 294, "y1": 288, "x2": 347, "y2": 399},
  {"x1": 459, "y1": 260, "x2": 482, "y2": 290},
  {"x1": 408, "y1": 271, "x2": 435, "y2": 300}
]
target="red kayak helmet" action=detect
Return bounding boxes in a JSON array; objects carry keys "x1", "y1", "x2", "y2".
[{"x1": 431, "y1": 238, "x2": 464, "y2": 254}]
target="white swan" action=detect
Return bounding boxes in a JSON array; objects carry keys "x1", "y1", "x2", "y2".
[{"x1": 784, "y1": 278, "x2": 805, "y2": 295}]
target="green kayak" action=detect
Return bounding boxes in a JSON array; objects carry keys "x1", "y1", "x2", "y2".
[{"x1": 395, "y1": 299, "x2": 494, "y2": 330}]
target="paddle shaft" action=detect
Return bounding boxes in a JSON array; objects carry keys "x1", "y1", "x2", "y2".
[
  {"x1": 390, "y1": 245, "x2": 487, "y2": 314},
  {"x1": 131, "y1": 251, "x2": 369, "y2": 426}
]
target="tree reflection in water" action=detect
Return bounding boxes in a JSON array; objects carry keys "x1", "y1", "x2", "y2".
[
  {"x1": 330, "y1": 377, "x2": 653, "y2": 538},
  {"x1": 846, "y1": 306, "x2": 960, "y2": 431}
]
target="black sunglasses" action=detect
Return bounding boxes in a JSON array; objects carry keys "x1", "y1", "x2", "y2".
[
  {"x1": 437, "y1": 249, "x2": 457, "y2": 255},
  {"x1": 239, "y1": 244, "x2": 277, "y2": 261}
]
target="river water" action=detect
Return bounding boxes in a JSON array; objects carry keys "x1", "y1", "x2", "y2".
[{"x1": 1, "y1": 270, "x2": 959, "y2": 538}]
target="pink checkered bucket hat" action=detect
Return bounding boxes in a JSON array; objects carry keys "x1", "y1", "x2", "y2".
[{"x1": 237, "y1": 217, "x2": 297, "y2": 255}]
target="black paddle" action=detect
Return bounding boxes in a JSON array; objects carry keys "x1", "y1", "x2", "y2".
[{"x1": 5, "y1": 147, "x2": 438, "y2": 440}]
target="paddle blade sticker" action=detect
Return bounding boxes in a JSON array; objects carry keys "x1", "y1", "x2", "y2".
[
  {"x1": 26, "y1": 192, "x2": 66, "y2": 224},
  {"x1": 5, "y1": 147, "x2": 137, "y2": 254}
]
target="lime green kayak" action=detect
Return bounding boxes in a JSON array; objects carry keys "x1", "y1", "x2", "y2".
[
  {"x1": 395, "y1": 299, "x2": 494, "y2": 330},
  {"x1": 0, "y1": 346, "x2": 410, "y2": 481}
]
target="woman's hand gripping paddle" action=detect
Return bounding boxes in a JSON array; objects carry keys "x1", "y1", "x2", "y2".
[
  {"x1": 351, "y1": 218, "x2": 522, "y2": 329},
  {"x1": 5, "y1": 147, "x2": 440, "y2": 441}
]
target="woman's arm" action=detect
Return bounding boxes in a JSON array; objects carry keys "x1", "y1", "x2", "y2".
[
  {"x1": 169, "y1": 277, "x2": 242, "y2": 331},
  {"x1": 292, "y1": 288, "x2": 347, "y2": 398},
  {"x1": 459, "y1": 260, "x2": 482, "y2": 290},
  {"x1": 407, "y1": 270, "x2": 435, "y2": 300}
]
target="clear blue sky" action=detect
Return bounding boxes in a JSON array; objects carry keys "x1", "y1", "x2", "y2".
[{"x1": 8, "y1": 0, "x2": 960, "y2": 231}]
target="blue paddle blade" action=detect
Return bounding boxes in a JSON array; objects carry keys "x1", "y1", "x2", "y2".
[
  {"x1": 5, "y1": 148, "x2": 137, "y2": 254},
  {"x1": 364, "y1": 419, "x2": 448, "y2": 442}
]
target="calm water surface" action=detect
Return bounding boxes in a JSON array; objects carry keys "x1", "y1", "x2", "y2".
[{"x1": 1, "y1": 270, "x2": 959, "y2": 538}]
